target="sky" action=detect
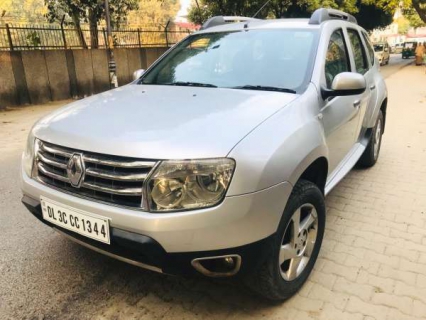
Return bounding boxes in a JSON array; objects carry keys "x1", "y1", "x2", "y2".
[{"x1": 177, "y1": 0, "x2": 192, "y2": 19}]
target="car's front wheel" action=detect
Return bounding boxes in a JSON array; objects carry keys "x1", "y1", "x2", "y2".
[{"x1": 245, "y1": 180, "x2": 325, "y2": 300}]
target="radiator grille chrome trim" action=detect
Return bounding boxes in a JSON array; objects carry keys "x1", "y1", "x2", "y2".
[
  {"x1": 38, "y1": 152, "x2": 68, "y2": 169},
  {"x1": 81, "y1": 181, "x2": 143, "y2": 196},
  {"x1": 83, "y1": 155, "x2": 156, "y2": 168},
  {"x1": 34, "y1": 140, "x2": 158, "y2": 209},
  {"x1": 37, "y1": 162, "x2": 70, "y2": 183},
  {"x1": 85, "y1": 168, "x2": 148, "y2": 182}
]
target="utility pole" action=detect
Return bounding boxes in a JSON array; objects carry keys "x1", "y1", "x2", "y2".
[{"x1": 105, "y1": 0, "x2": 118, "y2": 88}]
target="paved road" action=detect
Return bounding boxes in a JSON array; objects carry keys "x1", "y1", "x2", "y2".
[
  {"x1": 380, "y1": 54, "x2": 413, "y2": 79},
  {"x1": 1, "y1": 58, "x2": 426, "y2": 320}
]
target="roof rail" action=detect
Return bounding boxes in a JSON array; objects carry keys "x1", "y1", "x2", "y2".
[
  {"x1": 309, "y1": 8, "x2": 357, "y2": 25},
  {"x1": 201, "y1": 16, "x2": 258, "y2": 30}
]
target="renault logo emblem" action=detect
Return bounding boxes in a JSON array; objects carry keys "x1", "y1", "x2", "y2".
[{"x1": 67, "y1": 153, "x2": 85, "y2": 188}]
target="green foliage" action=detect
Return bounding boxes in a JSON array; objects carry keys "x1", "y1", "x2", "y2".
[
  {"x1": 396, "y1": 17, "x2": 411, "y2": 34},
  {"x1": 45, "y1": 0, "x2": 139, "y2": 26},
  {"x1": 354, "y1": 2, "x2": 394, "y2": 31},
  {"x1": 404, "y1": 5, "x2": 426, "y2": 28},
  {"x1": 188, "y1": 0, "x2": 399, "y2": 31},
  {"x1": 127, "y1": 0, "x2": 180, "y2": 25},
  {"x1": 45, "y1": 0, "x2": 138, "y2": 47},
  {"x1": 0, "y1": 0, "x2": 46, "y2": 23},
  {"x1": 26, "y1": 31, "x2": 41, "y2": 46},
  {"x1": 411, "y1": 0, "x2": 426, "y2": 24}
]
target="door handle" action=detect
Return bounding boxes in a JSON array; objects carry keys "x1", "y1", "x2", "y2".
[
  {"x1": 370, "y1": 85, "x2": 376, "y2": 90},
  {"x1": 353, "y1": 100, "x2": 361, "y2": 108}
]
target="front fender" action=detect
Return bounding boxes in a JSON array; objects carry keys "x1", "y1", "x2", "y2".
[{"x1": 227, "y1": 85, "x2": 328, "y2": 196}]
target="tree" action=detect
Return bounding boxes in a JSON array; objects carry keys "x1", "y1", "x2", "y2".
[
  {"x1": 354, "y1": 2, "x2": 394, "y2": 31},
  {"x1": 0, "y1": 0, "x2": 46, "y2": 24},
  {"x1": 396, "y1": 16, "x2": 411, "y2": 34},
  {"x1": 411, "y1": 0, "x2": 426, "y2": 24},
  {"x1": 45, "y1": 0, "x2": 138, "y2": 48},
  {"x1": 404, "y1": 5, "x2": 426, "y2": 28},
  {"x1": 45, "y1": 0, "x2": 87, "y2": 48},
  {"x1": 127, "y1": 0, "x2": 180, "y2": 26},
  {"x1": 188, "y1": 0, "x2": 399, "y2": 31}
]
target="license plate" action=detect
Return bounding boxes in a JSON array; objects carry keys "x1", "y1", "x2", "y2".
[{"x1": 40, "y1": 196, "x2": 111, "y2": 244}]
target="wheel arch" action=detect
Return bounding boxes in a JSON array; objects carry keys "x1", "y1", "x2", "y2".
[
  {"x1": 380, "y1": 98, "x2": 387, "y2": 133},
  {"x1": 287, "y1": 146, "x2": 329, "y2": 195},
  {"x1": 298, "y1": 157, "x2": 329, "y2": 195}
]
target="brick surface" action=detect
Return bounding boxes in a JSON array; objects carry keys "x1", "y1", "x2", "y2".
[{"x1": 345, "y1": 296, "x2": 390, "y2": 320}]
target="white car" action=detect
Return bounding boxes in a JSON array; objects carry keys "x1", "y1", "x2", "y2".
[{"x1": 374, "y1": 42, "x2": 390, "y2": 65}]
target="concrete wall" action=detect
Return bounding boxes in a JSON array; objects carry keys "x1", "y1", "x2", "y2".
[{"x1": 0, "y1": 47, "x2": 168, "y2": 108}]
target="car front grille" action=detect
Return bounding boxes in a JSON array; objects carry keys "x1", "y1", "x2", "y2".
[{"x1": 34, "y1": 141, "x2": 158, "y2": 209}]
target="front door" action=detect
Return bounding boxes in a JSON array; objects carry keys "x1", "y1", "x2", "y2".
[{"x1": 321, "y1": 29, "x2": 363, "y2": 173}]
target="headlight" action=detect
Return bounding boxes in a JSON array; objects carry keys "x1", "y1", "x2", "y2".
[
  {"x1": 146, "y1": 159, "x2": 235, "y2": 212},
  {"x1": 22, "y1": 131, "x2": 37, "y2": 177}
]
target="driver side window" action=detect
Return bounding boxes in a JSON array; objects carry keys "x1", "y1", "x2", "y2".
[{"x1": 325, "y1": 29, "x2": 350, "y2": 88}]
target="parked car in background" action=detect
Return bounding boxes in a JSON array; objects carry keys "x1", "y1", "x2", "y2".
[
  {"x1": 373, "y1": 42, "x2": 390, "y2": 65},
  {"x1": 402, "y1": 41, "x2": 417, "y2": 59},
  {"x1": 393, "y1": 43, "x2": 404, "y2": 54},
  {"x1": 21, "y1": 8, "x2": 388, "y2": 301}
]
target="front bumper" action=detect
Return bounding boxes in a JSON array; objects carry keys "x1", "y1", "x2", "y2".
[
  {"x1": 21, "y1": 167, "x2": 292, "y2": 276},
  {"x1": 22, "y1": 195, "x2": 277, "y2": 277}
]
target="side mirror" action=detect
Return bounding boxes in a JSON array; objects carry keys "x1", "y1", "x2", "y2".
[
  {"x1": 321, "y1": 72, "x2": 366, "y2": 100},
  {"x1": 132, "y1": 69, "x2": 145, "y2": 81}
]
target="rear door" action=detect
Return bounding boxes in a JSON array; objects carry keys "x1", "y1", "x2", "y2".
[
  {"x1": 345, "y1": 28, "x2": 371, "y2": 143},
  {"x1": 361, "y1": 31, "x2": 380, "y2": 129}
]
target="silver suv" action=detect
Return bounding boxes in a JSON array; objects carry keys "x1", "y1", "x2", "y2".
[{"x1": 21, "y1": 9, "x2": 387, "y2": 300}]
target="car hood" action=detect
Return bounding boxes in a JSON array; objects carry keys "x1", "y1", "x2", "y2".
[{"x1": 34, "y1": 85, "x2": 298, "y2": 159}]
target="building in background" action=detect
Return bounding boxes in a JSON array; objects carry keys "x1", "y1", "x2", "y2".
[{"x1": 371, "y1": 7, "x2": 426, "y2": 46}]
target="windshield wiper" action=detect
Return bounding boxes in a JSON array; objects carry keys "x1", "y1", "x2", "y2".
[
  {"x1": 231, "y1": 85, "x2": 296, "y2": 94},
  {"x1": 166, "y1": 81, "x2": 218, "y2": 88}
]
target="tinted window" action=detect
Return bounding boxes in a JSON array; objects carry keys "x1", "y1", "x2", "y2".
[
  {"x1": 141, "y1": 29, "x2": 319, "y2": 92},
  {"x1": 348, "y1": 29, "x2": 368, "y2": 74},
  {"x1": 325, "y1": 29, "x2": 350, "y2": 88},
  {"x1": 362, "y1": 32, "x2": 375, "y2": 65}
]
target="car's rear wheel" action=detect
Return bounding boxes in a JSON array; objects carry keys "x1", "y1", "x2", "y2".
[
  {"x1": 358, "y1": 110, "x2": 384, "y2": 168},
  {"x1": 244, "y1": 180, "x2": 325, "y2": 300}
]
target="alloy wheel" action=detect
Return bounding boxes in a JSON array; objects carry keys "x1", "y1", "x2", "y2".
[
  {"x1": 279, "y1": 204, "x2": 318, "y2": 281},
  {"x1": 374, "y1": 118, "x2": 382, "y2": 160}
]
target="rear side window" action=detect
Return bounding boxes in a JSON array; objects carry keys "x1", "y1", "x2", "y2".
[
  {"x1": 348, "y1": 29, "x2": 369, "y2": 74},
  {"x1": 361, "y1": 31, "x2": 375, "y2": 66},
  {"x1": 325, "y1": 29, "x2": 350, "y2": 88}
]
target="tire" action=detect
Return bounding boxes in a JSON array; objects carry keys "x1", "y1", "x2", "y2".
[
  {"x1": 358, "y1": 110, "x2": 384, "y2": 168},
  {"x1": 244, "y1": 180, "x2": 326, "y2": 301}
]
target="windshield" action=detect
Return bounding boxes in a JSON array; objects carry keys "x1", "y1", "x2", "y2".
[
  {"x1": 140, "y1": 29, "x2": 319, "y2": 93},
  {"x1": 374, "y1": 44, "x2": 384, "y2": 52}
]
